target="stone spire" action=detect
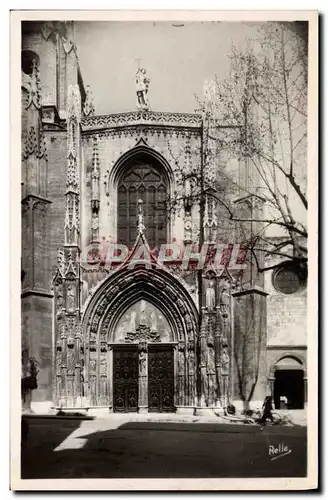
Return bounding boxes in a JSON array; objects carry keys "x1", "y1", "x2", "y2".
[
  {"x1": 26, "y1": 59, "x2": 42, "y2": 110},
  {"x1": 65, "y1": 84, "x2": 81, "y2": 246},
  {"x1": 91, "y1": 137, "x2": 100, "y2": 241}
]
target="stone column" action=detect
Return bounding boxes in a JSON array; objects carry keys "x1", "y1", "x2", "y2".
[
  {"x1": 138, "y1": 342, "x2": 148, "y2": 413},
  {"x1": 268, "y1": 376, "x2": 275, "y2": 402},
  {"x1": 187, "y1": 341, "x2": 195, "y2": 407},
  {"x1": 177, "y1": 341, "x2": 186, "y2": 407}
]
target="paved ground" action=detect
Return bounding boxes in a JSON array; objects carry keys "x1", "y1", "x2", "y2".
[{"x1": 21, "y1": 416, "x2": 307, "y2": 479}]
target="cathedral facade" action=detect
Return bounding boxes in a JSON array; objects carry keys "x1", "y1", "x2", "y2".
[{"x1": 21, "y1": 21, "x2": 307, "y2": 415}]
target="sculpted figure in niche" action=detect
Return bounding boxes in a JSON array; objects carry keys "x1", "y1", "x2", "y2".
[
  {"x1": 221, "y1": 347, "x2": 230, "y2": 376},
  {"x1": 67, "y1": 347, "x2": 75, "y2": 370},
  {"x1": 188, "y1": 349, "x2": 195, "y2": 373},
  {"x1": 219, "y1": 283, "x2": 230, "y2": 316},
  {"x1": 89, "y1": 358, "x2": 97, "y2": 372},
  {"x1": 161, "y1": 330, "x2": 170, "y2": 342},
  {"x1": 139, "y1": 350, "x2": 147, "y2": 376},
  {"x1": 206, "y1": 277, "x2": 216, "y2": 310},
  {"x1": 207, "y1": 346, "x2": 216, "y2": 375},
  {"x1": 100, "y1": 355, "x2": 107, "y2": 376},
  {"x1": 150, "y1": 310, "x2": 157, "y2": 332},
  {"x1": 129, "y1": 310, "x2": 137, "y2": 333},
  {"x1": 57, "y1": 284, "x2": 63, "y2": 308},
  {"x1": 67, "y1": 285, "x2": 75, "y2": 311},
  {"x1": 56, "y1": 350, "x2": 62, "y2": 370},
  {"x1": 140, "y1": 300, "x2": 147, "y2": 325}
]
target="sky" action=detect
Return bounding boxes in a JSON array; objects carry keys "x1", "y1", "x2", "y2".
[{"x1": 74, "y1": 21, "x2": 260, "y2": 115}]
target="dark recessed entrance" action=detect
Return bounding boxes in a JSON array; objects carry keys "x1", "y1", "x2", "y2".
[
  {"x1": 148, "y1": 345, "x2": 175, "y2": 412},
  {"x1": 113, "y1": 346, "x2": 139, "y2": 412},
  {"x1": 274, "y1": 369, "x2": 305, "y2": 409}
]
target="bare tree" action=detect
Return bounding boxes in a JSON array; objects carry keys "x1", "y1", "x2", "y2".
[
  {"x1": 196, "y1": 22, "x2": 308, "y2": 275},
  {"x1": 163, "y1": 23, "x2": 308, "y2": 409}
]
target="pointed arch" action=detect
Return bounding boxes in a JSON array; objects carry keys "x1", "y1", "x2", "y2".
[
  {"x1": 83, "y1": 266, "x2": 198, "y2": 344},
  {"x1": 111, "y1": 144, "x2": 174, "y2": 249},
  {"x1": 110, "y1": 143, "x2": 174, "y2": 187},
  {"x1": 81, "y1": 265, "x2": 199, "y2": 409}
]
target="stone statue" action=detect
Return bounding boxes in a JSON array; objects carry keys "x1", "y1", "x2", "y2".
[
  {"x1": 139, "y1": 350, "x2": 147, "y2": 376},
  {"x1": 221, "y1": 347, "x2": 230, "y2": 376},
  {"x1": 150, "y1": 310, "x2": 157, "y2": 332},
  {"x1": 220, "y1": 283, "x2": 230, "y2": 315},
  {"x1": 116, "y1": 321, "x2": 127, "y2": 342},
  {"x1": 188, "y1": 349, "x2": 195, "y2": 373},
  {"x1": 206, "y1": 278, "x2": 216, "y2": 310},
  {"x1": 56, "y1": 349, "x2": 62, "y2": 370},
  {"x1": 56, "y1": 284, "x2": 63, "y2": 308},
  {"x1": 89, "y1": 358, "x2": 97, "y2": 372},
  {"x1": 67, "y1": 347, "x2": 75, "y2": 370},
  {"x1": 140, "y1": 300, "x2": 147, "y2": 325},
  {"x1": 100, "y1": 355, "x2": 107, "y2": 376},
  {"x1": 207, "y1": 346, "x2": 216, "y2": 375},
  {"x1": 67, "y1": 285, "x2": 75, "y2": 311},
  {"x1": 136, "y1": 67, "x2": 150, "y2": 109},
  {"x1": 161, "y1": 330, "x2": 170, "y2": 342},
  {"x1": 129, "y1": 311, "x2": 137, "y2": 333}
]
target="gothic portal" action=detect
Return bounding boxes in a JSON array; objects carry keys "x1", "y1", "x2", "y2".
[
  {"x1": 55, "y1": 263, "x2": 199, "y2": 413},
  {"x1": 22, "y1": 21, "x2": 307, "y2": 416}
]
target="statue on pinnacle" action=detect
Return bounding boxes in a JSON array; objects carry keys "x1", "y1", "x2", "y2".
[{"x1": 136, "y1": 66, "x2": 150, "y2": 110}]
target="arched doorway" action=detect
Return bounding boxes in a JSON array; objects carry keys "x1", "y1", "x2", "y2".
[
  {"x1": 273, "y1": 356, "x2": 305, "y2": 409},
  {"x1": 80, "y1": 266, "x2": 199, "y2": 413}
]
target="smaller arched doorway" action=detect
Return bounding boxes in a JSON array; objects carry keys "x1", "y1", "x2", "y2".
[{"x1": 273, "y1": 356, "x2": 305, "y2": 410}]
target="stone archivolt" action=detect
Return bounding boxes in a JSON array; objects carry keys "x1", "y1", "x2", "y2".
[{"x1": 53, "y1": 261, "x2": 201, "y2": 409}]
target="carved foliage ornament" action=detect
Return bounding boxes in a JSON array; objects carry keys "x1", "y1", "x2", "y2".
[
  {"x1": 22, "y1": 127, "x2": 47, "y2": 160},
  {"x1": 81, "y1": 110, "x2": 202, "y2": 131},
  {"x1": 124, "y1": 324, "x2": 161, "y2": 344}
]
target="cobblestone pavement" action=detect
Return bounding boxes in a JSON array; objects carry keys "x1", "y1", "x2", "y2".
[{"x1": 21, "y1": 416, "x2": 307, "y2": 479}]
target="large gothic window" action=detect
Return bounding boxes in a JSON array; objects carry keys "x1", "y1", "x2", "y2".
[{"x1": 117, "y1": 158, "x2": 168, "y2": 248}]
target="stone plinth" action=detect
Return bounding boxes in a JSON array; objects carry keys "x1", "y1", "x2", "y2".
[
  {"x1": 175, "y1": 406, "x2": 195, "y2": 416},
  {"x1": 194, "y1": 407, "x2": 216, "y2": 417}
]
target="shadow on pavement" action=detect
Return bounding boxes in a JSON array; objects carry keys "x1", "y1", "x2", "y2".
[{"x1": 21, "y1": 418, "x2": 307, "y2": 480}]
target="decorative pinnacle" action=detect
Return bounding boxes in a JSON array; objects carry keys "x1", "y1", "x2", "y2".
[
  {"x1": 92, "y1": 137, "x2": 99, "y2": 176},
  {"x1": 137, "y1": 199, "x2": 146, "y2": 235}
]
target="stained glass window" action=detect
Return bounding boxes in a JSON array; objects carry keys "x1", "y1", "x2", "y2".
[{"x1": 117, "y1": 158, "x2": 168, "y2": 248}]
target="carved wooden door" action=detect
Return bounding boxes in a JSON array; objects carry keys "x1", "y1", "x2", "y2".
[
  {"x1": 113, "y1": 347, "x2": 139, "y2": 412},
  {"x1": 148, "y1": 346, "x2": 175, "y2": 412}
]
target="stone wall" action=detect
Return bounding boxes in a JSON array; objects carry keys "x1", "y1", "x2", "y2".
[{"x1": 265, "y1": 268, "x2": 307, "y2": 347}]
